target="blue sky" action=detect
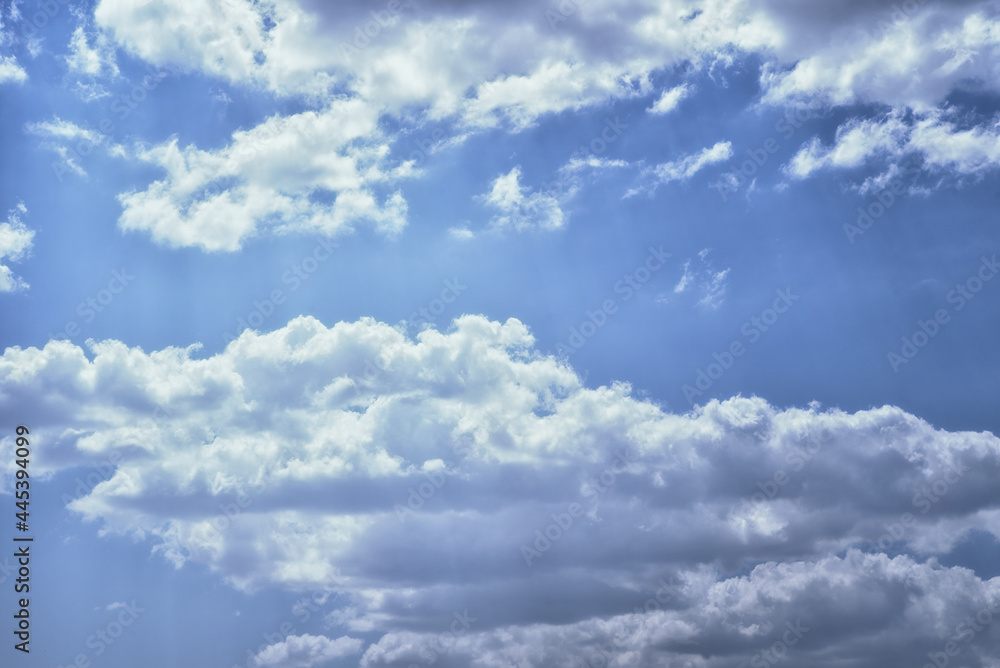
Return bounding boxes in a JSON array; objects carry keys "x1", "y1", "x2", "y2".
[{"x1": 2, "y1": 0, "x2": 1000, "y2": 666}]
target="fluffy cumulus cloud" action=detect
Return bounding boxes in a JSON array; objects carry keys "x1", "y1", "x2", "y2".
[
  {"x1": 0, "y1": 202, "x2": 35, "y2": 292},
  {"x1": 3, "y1": 316, "x2": 1000, "y2": 665},
  {"x1": 758, "y1": 0, "x2": 1000, "y2": 110},
  {"x1": 94, "y1": 0, "x2": 276, "y2": 89},
  {"x1": 83, "y1": 0, "x2": 1000, "y2": 249},
  {"x1": 116, "y1": 99, "x2": 410, "y2": 251},
  {"x1": 751, "y1": 0, "x2": 1000, "y2": 182}
]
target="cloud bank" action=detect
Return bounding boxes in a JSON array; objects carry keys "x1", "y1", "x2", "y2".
[
  {"x1": 74, "y1": 0, "x2": 1000, "y2": 250},
  {"x1": 3, "y1": 315, "x2": 1000, "y2": 665}
]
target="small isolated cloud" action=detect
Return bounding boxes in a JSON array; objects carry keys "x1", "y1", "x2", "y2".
[
  {"x1": 448, "y1": 226, "x2": 475, "y2": 241},
  {"x1": 73, "y1": 81, "x2": 111, "y2": 102},
  {"x1": 697, "y1": 267, "x2": 730, "y2": 309},
  {"x1": 0, "y1": 54, "x2": 26, "y2": 84},
  {"x1": 66, "y1": 25, "x2": 119, "y2": 78},
  {"x1": 27, "y1": 117, "x2": 103, "y2": 144},
  {"x1": 114, "y1": 98, "x2": 410, "y2": 252},
  {"x1": 558, "y1": 156, "x2": 629, "y2": 173},
  {"x1": 648, "y1": 83, "x2": 691, "y2": 115},
  {"x1": 476, "y1": 147, "x2": 631, "y2": 234},
  {"x1": 26, "y1": 117, "x2": 107, "y2": 180},
  {"x1": 480, "y1": 166, "x2": 567, "y2": 232},
  {"x1": 672, "y1": 249, "x2": 730, "y2": 309},
  {"x1": 627, "y1": 141, "x2": 732, "y2": 197},
  {"x1": 211, "y1": 88, "x2": 233, "y2": 106},
  {"x1": 0, "y1": 203, "x2": 35, "y2": 292},
  {"x1": 674, "y1": 260, "x2": 693, "y2": 294},
  {"x1": 655, "y1": 142, "x2": 734, "y2": 183},
  {"x1": 210, "y1": 87, "x2": 233, "y2": 120},
  {"x1": 251, "y1": 634, "x2": 363, "y2": 668}
]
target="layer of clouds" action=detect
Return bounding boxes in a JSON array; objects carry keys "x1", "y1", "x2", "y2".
[
  {"x1": 2, "y1": 316, "x2": 1000, "y2": 664},
  {"x1": 361, "y1": 552, "x2": 1000, "y2": 667},
  {"x1": 758, "y1": 0, "x2": 1000, "y2": 110},
  {"x1": 78, "y1": 0, "x2": 1000, "y2": 249}
]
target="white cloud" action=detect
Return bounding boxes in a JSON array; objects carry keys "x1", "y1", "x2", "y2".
[
  {"x1": 461, "y1": 60, "x2": 652, "y2": 131},
  {"x1": 66, "y1": 25, "x2": 119, "y2": 78},
  {"x1": 82, "y1": 0, "x2": 1000, "y2": 250},
  {"x1": 697, "y1": 267, "x2": 730, "y2": 309},
  {"x1": 673, "y1": 260, "x2": 692, "y2": 293},
  {"x1": 648, "y1": 83, "x2": 691, "y2": 115},
  {"x1": 252, "y1": 634, "x2": 363, "y2": 668},
  {"x1": 0, "y1": 203, "x2": 34, "y2": 292},
  {"x1": 360, "y1": 551, "x2": 1000, "y2": 667},
  {"x1": 627, "y1": 141, "x2": 733, "y2": 197},
  {"x1": 73, "y1": 81, "x2": 111, "y2": 102},
  {"x1": 558, "y1": 156, "x2": 629, "y2": 173},
  {"x1": 76, "y1": 0, "x2": 1000, "y2": 127},
  {"x1": 655, "y1": 141, "x2": 734, "y2": 182},
  {"x1": 480, "y1": 166, "x2": 567, "y2": 232},
  {"x1": 909, "y1": 113, "x2": 1000, "y2": 173},
  {"x1": 477, "y1": 154, "x2": 630, "y2": 234},
  {"x1": 26, "y1": 117, "x2": 103, "y2": 145},
  {"x1": 788, "y1": 110, "x2": 1000, "y2": 180},
  {"x1": 115, "y1": 99, "x2": 411, "y2": 251},
  {"x1": 94, "y1": 0, "x2": 270, "y2": 88},
  {"x1": 447, "y1": 226, "x2": 475, "y2": 241},
  {"x1": 759, "y1": 1, "x2": 1000, "y2": 111},
  {"x1": 25, "y1": 117, "x2": 108, "y2": 180},
  {"x1": 787, "y1": 111, "x2": 909, "y2": 178},
  {"x1": 669, "y1": 250, "x2": 730, "y2": 308},
  {"x1": 3, "y1": 316, "x2": 1000, "y2": 665},
  {"x1": 0, "y1": 54, "x2": 26, "y2": 84}
]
